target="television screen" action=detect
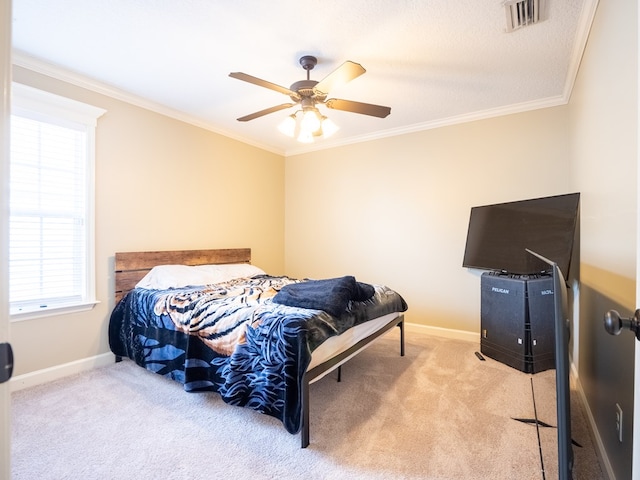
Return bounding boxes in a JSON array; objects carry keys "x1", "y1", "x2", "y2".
[{"x1": 462, "y1": 193, "x2": 580, "y2": 279}]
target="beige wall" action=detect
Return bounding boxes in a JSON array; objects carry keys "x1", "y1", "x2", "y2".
[
  {"x1": 285, "y1": 108, "x2": 571, "y2": 332},
  {"x1": 568, "y1": 0, "x2": 637, "y2": 477},
  {"x1": 10, "y1": 66, "x2": 285, "y2": 376}
]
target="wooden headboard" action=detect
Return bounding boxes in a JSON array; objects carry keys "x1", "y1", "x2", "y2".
[{"x1": 115, "y1": 248, "x2": 251, "y2": 303}]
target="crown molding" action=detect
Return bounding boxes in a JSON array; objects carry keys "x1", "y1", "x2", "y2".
[
  {"x1": 284, "y1": 95, "x2": 568, "y2": 156},
  {"x1": 14, "y1": 0, "x2": 597, "y2": 164},
  {"x1": 11, "y1": 51, "x2": 284, "y2": 156},
  {"x1": 562, "y1": 0, "x2": 600, "y2": 101}
]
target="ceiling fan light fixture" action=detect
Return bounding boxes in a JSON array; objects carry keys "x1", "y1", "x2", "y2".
[
  {"x1": 278, "y1": 110, "x2": 340, "y2": 143},
  {"x1": 300, "y1": 109, "x2": 321, "y2": 133},
  {"x1": 320, "y1": 117, "x2": 339, "y2": 139},
  {"x1": 277, "y1": 114, "x2": 297, "y2": 137}
]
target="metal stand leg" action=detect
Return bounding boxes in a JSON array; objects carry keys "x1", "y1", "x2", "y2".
[
  {"x1": 300, "y1": 375, "x2": 310, "y2": 448},
  {"x1": 398, "y1": 320, "x2": 405, "y2": 356}
]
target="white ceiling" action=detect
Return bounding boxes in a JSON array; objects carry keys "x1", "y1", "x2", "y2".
[{"x1": 11, "y1": 0, "x2": 597, "y2": 156}]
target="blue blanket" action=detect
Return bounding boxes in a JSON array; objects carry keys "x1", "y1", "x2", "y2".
[
  {"x1": 272, "y1": 276, "x2": 374, "y2": 317},
  {"x1": 108, "y1": 275, "x2": 407, "y2": 434}
]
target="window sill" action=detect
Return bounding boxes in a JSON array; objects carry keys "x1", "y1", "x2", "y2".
[{"x1": 10, "y1": 300, "x2": 100, "y2": 322}]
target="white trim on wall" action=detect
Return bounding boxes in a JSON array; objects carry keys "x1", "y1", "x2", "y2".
[
  {"x1": 404, "y1": 321, "x2": 479, "y2": 343},
  {"x1": 9, "y1": 352, "x2": 115, "y2": 392},
  {"x1": 8, "y1": 322, "x2": 476, "y2": 393},
  {"x1": 572, "y1": 364, "x2": 616, "y2": 480}
]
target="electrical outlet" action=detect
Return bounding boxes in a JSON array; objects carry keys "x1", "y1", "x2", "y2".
[{"x1": 616, "y1": 403, "x2": 623, "y2": 442}]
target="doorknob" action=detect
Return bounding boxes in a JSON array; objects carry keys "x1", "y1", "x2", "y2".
[
  {"x1": 0, "y1": 342, "x2": 13, "y2": 383},
  {"x1": 604, "y1": 309, "x2": 640, "y2": 341}
]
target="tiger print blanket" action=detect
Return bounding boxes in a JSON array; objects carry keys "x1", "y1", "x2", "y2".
[{"x1": 108, "y1": 274, "x2": 408, "y2": 434}]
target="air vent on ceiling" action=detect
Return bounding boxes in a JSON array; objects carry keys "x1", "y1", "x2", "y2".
[{"x1": 504, "y1": 0, "x2": 545, "y2": 32}]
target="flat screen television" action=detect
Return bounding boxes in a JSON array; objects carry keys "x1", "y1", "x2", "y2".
[
  {"x1": 462, "y1": 193, "x2": 580, "y2": 279},
  {"x1": 526, "y1": 249, "x2": 574, "y2": 479}
]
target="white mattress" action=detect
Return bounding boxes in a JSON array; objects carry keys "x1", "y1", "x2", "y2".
[{"x1": 306, "y1": 312, "x2": 400, "y2": 382}]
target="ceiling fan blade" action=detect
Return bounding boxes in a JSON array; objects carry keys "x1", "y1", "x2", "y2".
[
  {"x1": 236, "y1": 103, "x2": 296, "y2": 122},
  {"x1": 229, "y1": 72, "x2": 299, "y2": 99},
  {"x1": 325, "y1": 98, "x2": 391, "y2": 118},
  {"x1": 313, "y1": 61, "x2": 366, "y2": 96}
]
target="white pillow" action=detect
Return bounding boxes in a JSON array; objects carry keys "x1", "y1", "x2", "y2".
[{"x1": 135, "y1": 263, "x2": 266, "y2": 290}]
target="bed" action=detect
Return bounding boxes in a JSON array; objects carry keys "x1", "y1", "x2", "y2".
[{"x1": 109, "y1": 248, "x2": 407, "y2": 447}]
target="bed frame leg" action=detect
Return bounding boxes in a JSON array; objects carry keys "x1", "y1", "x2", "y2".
[
  {"x1": 337, "y1": 365, "x2": 342, "y2": 382},
  {"x1": 301, "y1": 375, "x2": 310, "y2": 448},
  {"x1": 398, "y1": 319, "x2": 405, "y2": 357}
]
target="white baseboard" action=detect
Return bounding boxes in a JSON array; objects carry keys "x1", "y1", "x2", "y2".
[
  {"x1": 571, "y1": 363, "x2": 615, "y2": 480},
  {"x1": 405, "y1": 321, "x2": 480, "y2": 343},
  {"x1": 8, "y1": 323, "x2": 477, "y2": 392},
  {"x1": 9, "y1": 352, "x2": 116, "y2": 392}
]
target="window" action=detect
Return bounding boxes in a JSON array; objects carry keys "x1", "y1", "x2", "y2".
[{"x1": 9, "y1": 83, "x2": 105, "y2": 320}]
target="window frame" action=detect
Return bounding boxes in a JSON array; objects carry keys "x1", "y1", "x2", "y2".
[{"x1": 9, "y1": 83, "x2": 105, "y2": 321}]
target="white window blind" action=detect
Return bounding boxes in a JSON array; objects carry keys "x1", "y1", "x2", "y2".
[{"x1": 9, "y1": 83, "x2": 105, "y2": 319}]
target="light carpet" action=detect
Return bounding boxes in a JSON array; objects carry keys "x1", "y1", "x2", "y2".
[{"x1": 11, "y1": 329, "x2": 604, "y2": 479}]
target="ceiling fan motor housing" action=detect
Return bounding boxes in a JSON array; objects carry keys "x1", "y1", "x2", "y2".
[
  {"x1": 292, "y1": 56, "x2": 325, "y2": 102},
  {"x1": 290, "y1": 80, "x2": 323, "y2": 102}
]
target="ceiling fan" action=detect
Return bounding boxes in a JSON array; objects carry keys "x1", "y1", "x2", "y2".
[{"x1": 229, "y1": 55, "x2": 391, "y2": 123}]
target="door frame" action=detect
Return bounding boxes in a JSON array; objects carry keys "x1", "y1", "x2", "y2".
[
  {"x1": 0, "y1": 0, "x2": 12, "y2": 478},
  {"x1": 633, "y1": 5, "x2": 640, "y2": 478}
]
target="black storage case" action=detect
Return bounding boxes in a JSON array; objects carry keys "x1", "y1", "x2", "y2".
[{"x1": 480, "y1": 272, "x2": 555, "y2": 373}]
